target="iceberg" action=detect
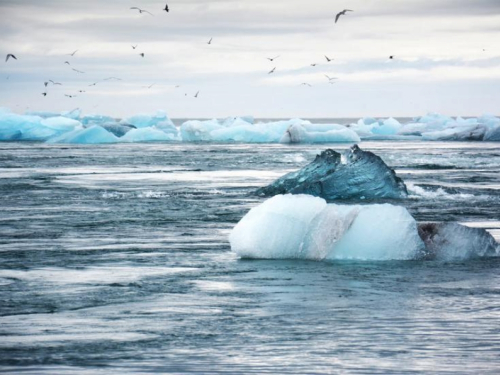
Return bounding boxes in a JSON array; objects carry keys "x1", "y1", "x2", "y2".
[
  {"x1": 418, "y1": 223, "x2": 499, "y2": 260},
  {"x1": 48, "y1": 125, "x2": 119, "y2": 144},
  {"x1": 99, "y1": 122, "x2": 135, "y2": 137},
  {"x1": 229, "y1": 195, "x2": 425, "y2": 261},
  {"x1": 230, "y1": 195, "x2": 499, "y2": 261},
  {"x1": 0, "y1": 112, "x2": 80, "y2": 141},
  {"x1": 256, "y1": 145, "x2": 407, "y2": 200},
  {"x1": 180, "y1": 119, "x2": 224, "y2": 141}
]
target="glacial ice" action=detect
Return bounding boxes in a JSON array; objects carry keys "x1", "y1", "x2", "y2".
[
  {"x1": 230, "y1": 195, "x2": 499, "y2": 261},
  {"x1": 0, "y1": 112, "x2": 81, "y2": 141},
  {"x1": 256, "y1": 145, "x2": 407, "y2": 200},
  {"x1": 418, "y1": 222, "x2": 499, "y2": 260},
  {"x1": 1, "y1": 108, "x2": 499, "y2": 144},
  {"x1": 229, "y1": 195, "x2": 425, "y2": 261}
]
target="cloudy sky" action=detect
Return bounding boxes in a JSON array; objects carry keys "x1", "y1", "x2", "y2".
[{"x1": 0, "y1": 0, "x2": 499, "y2": 118}]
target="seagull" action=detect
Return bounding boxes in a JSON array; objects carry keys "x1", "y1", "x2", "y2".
[
  {"x1": 49, "y1": 80, "x2": 62, "y2": 85},
  {"x1": 104, "y1": 77, "x2": 122, "y2": 81},
  {"x1": 267, "y1": 55, "x2": 280, "y2": 62},
  {"x1": 301, "y1": 83, "x2": 312, "y2": 87},
  {"x1": 163, "y1": 3, "x2": 169, "y2": 12},
  {"x1": 268, "y1": 67, "x2": 276, "y2": 74},
  {"x1": 64, "y1": 61, "x2": 71, "y2": 65},
  {"x1": 325, "y1": 55, "x2": 333, "y2": 62},
  {"x1": 140, "y1": 53, "x2": 145, "y2": 58},
  {"x1": 143, "y1": 83, "x2": 155, "y2": 89},
  {"x1": 79, "y1": 90, "x2": 86, "y2": 93},
  {"x1": 72, "y1": 68, "x2": 85, "y2": 74},
  {"x1": 194, "y1": 91, "x2": 199, "y2": 98},
  {"x1": 130, "y1": 7, "x2": 154, "y2": 16},
  {"x1": 132, "y1": 45, "x2": 138, "y2": 49},
  {"x1": 389, "y1": 56, "x2": 394, "y2": 59},
  {"x1": 6, "y1": 54, "x2": 17, "y2": 62},
  {"x1": 310, "y1": 63, "x2": 318, "y2": 67},
  {"x1": 44, "y1": 82, "x2": 49, "y2": 87},
  {"x1": 67, "y1": 50, "x2": 78, "y2": 56},
  {"x1": 65, "y1": 94, "x2": 76, "y2": 98},
  {"x1": 335, "y1": 9, "x2": 353, "y2": 23},
  {"x1": 42, "y1": 92, "x2": 47, "y2": 96},
  {"x1": 89, "y1": 82, "x2": 99, "y2": 86},
  {"x1": 324, "y1": 75, "x2": 338, "y2": 81},
  {"x1": 207, "y1": 38, "x2": 213, "y2": 45}
]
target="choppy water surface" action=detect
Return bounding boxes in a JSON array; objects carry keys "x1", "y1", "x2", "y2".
[{"x1": 1, "y1": 141, "x2": 499, "y2": 374}]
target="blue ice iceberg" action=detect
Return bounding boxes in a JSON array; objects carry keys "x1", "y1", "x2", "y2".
[{"x1": 256, "y1": 145, "x2": 407, "y2": 200}]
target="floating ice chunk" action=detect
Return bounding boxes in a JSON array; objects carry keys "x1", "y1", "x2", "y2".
[
  {"x1": 124, "y1": 110, "x2": 175, "y2": 128},
  {"x1": 0, "y1": 113, "x2": 80, "y2": 141},
  {"x1": 119, "y1": 126, "x2": 176, "y2": 142},
  {"x1": 156, "y1": 121, "x2": 179, "y2": 139},
  {"x1": 280, "y1": 123, "x2": 360, "y2": 143},
  {"x1": 257, "y1": 145, "x2": 407, "y2": 200},
  {"x1": 49, "y1": 125, "x2": 118, "y2": 144},
  {"x1": 422, "y1": 124, "x2": 486, "y2": 141},
  {"x1": 484, "y1": 124, "x2": 500, "y2": 141},
  {"x1": 180, "y1": 119, "x2": 223, "y2": 141},
  {"x1": 418, "y1": 223, "x2": 499, "y2": 260},
  {"x1": 230, "y1": 195, "x2": 425, "y2": 261}
]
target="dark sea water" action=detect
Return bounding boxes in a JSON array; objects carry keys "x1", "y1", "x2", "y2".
[{"x1": 0, "y1": 140, "x2": 499, "y2": 374}]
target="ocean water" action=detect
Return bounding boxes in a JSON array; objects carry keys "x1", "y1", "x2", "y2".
[{"x1": 0, "y1": 140, "x2": 499, "y2": 374}]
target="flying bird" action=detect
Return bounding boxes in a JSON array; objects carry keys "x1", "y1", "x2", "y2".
[
  {"x1": 67, "y1": 50, "x2": 78, "y2": 56},
  {"x1": 143, "y1": 83, "x2": 155, "y2": 89},
  {"x1": 335, "y1": 9, "x2": 353, "y2": 23},
  {"x1": 65, "y1": 94, "x2": 76, "y2": 98},
  {"x1": 301, "y1": 83, "x2": 312, "y2": 87},
  {"x1": 207, "y1": 38, "x2": 213, "y2": 45},
  {"x1": 49, "y1": 80, "x2": 62, "y2": 85},
  {"x1": 164, "y1": 3, "x2": 169, "y2": 12},
  {"x1": 310, "y1": 63, "x2": 318, "y2": 67},
  {"x1": 89, "y1": 82, "x2": 99, "y2": 86},
  {"x1": 325, "y1": 55, "x2": 333, "y2": 62},
  {"x1": 389, "y1": 56, "x2": 394, "y2": 59},
  {"x1": 44, "y1": 82, "x2": 49, "y2": 87},
  {"x1": 324, "y1": 75, "x2": 338, "y2": 81},
  {"x1": 267, "y1": 55, "x2": 280, "y2": 62},
  {"x1": 268, "y1": 67, "x2": 276, "y2": 74},
  {"x1": 130, "y1": 7, "x2": 154, "y2": 16},
  {"x1": 72, "y1": 68, "x2": 85, "y2": 74},
  {"x1": 132, "y1": 45, "x2": 138, "y2": 49},
  {"x1": 64, "y1": 61, "x2": 71, "y2": 65},
  {"x1": 79, "y1": 90, "x2": 86, "y2": 93},
  {"x1": 104, "y1": 77, "x2": 122, "y2": 81},
  {"x1": 6, "y1": 54, "x2": 17, "y2": 62},
  {"x1": 41, "y1": 92, "x2": 47, "y2": 96},
  {"x1": 194, "y1": 91, "x2": 199, "y2": 98},
  {"x1": 140, "y1": 53, "x2": 145, "y2": 58}
]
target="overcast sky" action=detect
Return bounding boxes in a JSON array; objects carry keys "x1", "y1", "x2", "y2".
[{"x1": 0, "y1": 0, "x2": 499, "y2": 118}]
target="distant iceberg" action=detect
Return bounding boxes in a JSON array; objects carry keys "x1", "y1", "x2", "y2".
[
  {"x1": 1, "y1": 108, "x2": 499, "y2": 144},
  {"x1": 230, "y1": 195, "x2": 499, "y2": 261}
]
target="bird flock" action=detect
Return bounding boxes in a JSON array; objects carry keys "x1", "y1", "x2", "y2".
[{"x1": 3, "y1": 6, "x2": 393, "y2": 104}]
